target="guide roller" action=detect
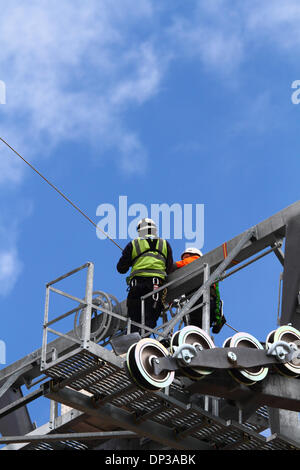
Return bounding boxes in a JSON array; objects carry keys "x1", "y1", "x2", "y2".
[
  {"x1": 126, "y1": 338, "x2": 175, "y2": 391},
  {"x1": 266, "y1": 325, "x2": 300, "y2": 377},
  {"x1": 223, "y1": 332, "x2": 268, "y2": 385},
  {"x1": 170, "y1": 326, "x2": 215, "y2": 380}
]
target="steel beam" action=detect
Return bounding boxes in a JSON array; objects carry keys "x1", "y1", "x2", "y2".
[
  {"x1": 43, "y1": 384, "x2": 212, "y2": 450},
  {"x1": 0, "y1": 389, "x2": 43, "y2": 420},
  {"x1": 2, "y1": 201, "x2": 300, "y2": 387},
  {"x1": 268, "y1": 408, "x2": 300, "y2": 443},
  {"x1": 165, "y1": 200, "x2": 300, "y2": 302},
  {"x1": 187, "y1": 370, "x2": 300, "y2": 414},
  {"x1": 0, "y1": 387, "x2": 35, "y2": 437},
  {"x1": 0, "y1": 430, "x2": 137, "y2": 445},
  {"x1": 281, "y1": 216, "x2": 300, "y2": 329},
  {"x1": 164, "y1": 228, "x2": 256, "y2": 335}
]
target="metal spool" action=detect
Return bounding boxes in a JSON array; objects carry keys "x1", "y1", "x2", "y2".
[
  {"x1": 223, "y1": 332, "x2": 268, "y2": 386},
  {"x1": 126, "y1": 338, "x2": 175, "y2": 391},
  {"x1": 74, "y1": 291, "x2": 124, "y2": 342},
  {"x1": 266, "y1": 325, "x2": 300, "y2": 377},
  {"x1": 171, "y1": 326, "x2": 215, "y2": 380}
]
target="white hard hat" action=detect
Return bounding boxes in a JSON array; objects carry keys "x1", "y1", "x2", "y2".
[
  {"x1": 181, "y1": 247, "x2": 203, "y2": 259},
  {"x1": 137, "y1": 218, "x2": 157, "y2": 237}
]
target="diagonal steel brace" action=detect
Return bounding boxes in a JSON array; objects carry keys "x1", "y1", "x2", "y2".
[{"x1": 163, "y1": 228, "x2": 257, "y2": 336}]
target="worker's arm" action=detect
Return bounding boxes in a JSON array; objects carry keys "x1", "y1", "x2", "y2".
[
  {"x1": 116, "y1": 242, "x2": 133, "y2": 274},
  {"x1": 165, "y1": 241, "x2": 174, "y2": 274}
]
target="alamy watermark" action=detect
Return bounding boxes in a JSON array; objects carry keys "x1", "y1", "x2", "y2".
[
  {"x1": 0, "y1": 340, "x2": 6, "y2": 365},
  {"x1": 96, "y1": 196, "x2": 204, "y2": 249},
  {"x1": 291, "y1": 80, "x2": 300, "y2": 105},
  {"x1": 0, "y1": 80, "x2": 6, "y2": 105}
]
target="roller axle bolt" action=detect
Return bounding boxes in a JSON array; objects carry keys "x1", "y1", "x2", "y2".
[{"x1": 227, "y1": 351, "x2": 237, "y2": 363}]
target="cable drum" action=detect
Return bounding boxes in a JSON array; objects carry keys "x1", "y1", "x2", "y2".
[
  {"x1": 223, "y1": 332, "x2": 268, "y2": 385},
  {"x1": 266, "y1": 325, "x2": 300, "y2": 377},
  {"x1": 74, "y1": 291, "x2": 125, "y2": 342}
]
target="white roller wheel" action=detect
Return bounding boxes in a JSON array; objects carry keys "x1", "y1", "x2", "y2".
[
  {"x1": 266, "y1": 325, "x2": 300, "y2": 378},
  {"x1": 170, "y1": 330, "x2": 181, "y2": 353},
  {"x1": 224, "y1": 332, "x2": 268, "y2": 386},
  {"x1": 171, "y1": 326, "x2": 215, "y2": 380},
  {"x1": 222, "y1": 337, "x2": 232, "y2": 348},
  {"x1": 126, "y1": 338, "x2": 175, "y2": 391}
]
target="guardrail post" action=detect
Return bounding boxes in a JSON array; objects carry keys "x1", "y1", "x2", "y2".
[
  {"x1": 81, "y1": 262, "x2": 94, "y2": 349},
  {"x1": 41, "y1": 285, "x2": 50, "y2": 371},
  {"x1": 49, "y1": 348, "x2": 58, "y2": 429}
]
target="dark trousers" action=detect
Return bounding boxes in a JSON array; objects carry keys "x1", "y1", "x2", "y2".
[{"x1": 127, "y1": 277, "x2": 163, "y2": 334}]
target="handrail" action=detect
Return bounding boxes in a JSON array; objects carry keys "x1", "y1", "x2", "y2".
[
  {"x1": 140, "y1": 264, "x2": 205, "y2": 301},
  {"x1": 46, "y1": 262, "x2": 91, "y2": 287}
]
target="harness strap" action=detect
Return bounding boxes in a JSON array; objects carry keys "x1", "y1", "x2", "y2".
[
  {"x1": 132, "y1": 239, "x2": 167, "y2": 263},
  {"x1": 130, "y1": 268, "x2": 167, "y2": 276}
]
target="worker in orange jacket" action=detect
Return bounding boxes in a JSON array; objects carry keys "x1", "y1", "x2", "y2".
[
  {"x1": 175, "y1": 247, "x2": 203, "y2": 269},
  {"x1": 174, "y1": 247, "x2": 225, "y2": 333}
]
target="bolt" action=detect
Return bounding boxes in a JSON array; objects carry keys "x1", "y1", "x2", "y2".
[{"x1": 227, "y1": 351, "x2": 237, "y2": 363}]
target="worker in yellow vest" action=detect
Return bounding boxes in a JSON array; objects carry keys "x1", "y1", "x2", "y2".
[{"x1": 117, "y1": 218, "x2": 174, "y2": 334}]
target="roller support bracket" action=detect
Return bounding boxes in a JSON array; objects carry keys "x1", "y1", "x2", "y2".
[
  {"x1": 172, "y1": 344, "x2": 199, "y2": 364},
  {"x1": 266, "y1": 340, "x2": 298, "y2": 363},
  {"x1": 152, "y1": 343, "x2": 299, "y2": 376}
]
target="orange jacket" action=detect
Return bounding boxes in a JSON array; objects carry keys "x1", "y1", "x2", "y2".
[
  {"x1": 175, "y1": 255, "x2": 200, "y2": 268},
  {"x1": 176, "y1": 255, "x2": 217, "y2": 294}
]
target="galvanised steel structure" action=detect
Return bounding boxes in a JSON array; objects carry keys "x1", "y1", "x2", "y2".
[{"x1": 1, "y1": 201, "x2": 300, "y2": 450}]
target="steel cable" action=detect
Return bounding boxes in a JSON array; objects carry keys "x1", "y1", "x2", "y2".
[{"x1": 0, "y1": 137, "x2": 123, "y2": 250}]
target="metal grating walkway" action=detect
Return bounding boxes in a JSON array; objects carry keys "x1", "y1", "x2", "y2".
[{"x1": 42, "y1": 346, "x2": 299, "y2": 451}]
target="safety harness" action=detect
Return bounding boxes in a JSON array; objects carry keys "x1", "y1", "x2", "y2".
[{"x1": 127, "y1": 237, "x2": 168, "y2": 283}]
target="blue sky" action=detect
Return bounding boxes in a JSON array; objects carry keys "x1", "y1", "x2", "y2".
[{"x1": 1, "y1": 0, "x2": 300, "y2": 429}]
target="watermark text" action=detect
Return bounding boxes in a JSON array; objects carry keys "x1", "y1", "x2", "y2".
[
  {"x1": 0, "y1": 340, "x2": 6, "y2": 364},
  {"x1": 0, "y1": 80, "x2": 6, "y2": 105},
  {"x1": 291, "y1": 80, "x2": 300, "y2": 105},
  {"x1": 96, "y1": 196, "x2": 204, "y2": 249}
]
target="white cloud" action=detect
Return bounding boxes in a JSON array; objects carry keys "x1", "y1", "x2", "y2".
[
  {"x1": 0, "y1": 1, "x2": 165, "y2": 295},
  {"x1": 118, "y1": 132, "x2": 148, "y2": 175},
  {"x1": 110, "y1": 42, "x2": 165, "y2": 107},
  {"x1": 0, "y1": 144, "x2": 24, "y2": 185},
  {"x1": 246, "y1": 0, "x2": 300, "y2": 49},
  {"x1": 1, "y1": 0, "x2": 300, "y2": 298},
  {"x1": 1, "y1": 0, "x2": 300, "y2": 179},
  {"x1": 0, "y1": 209, "x2": 30, "y2": 297},
  {"x1": 1, "y1": 0, "x2": 299, "y2": 184},
  {"x1": 0, "y1": 249, "x2": 22, "y2": 297},
  {"x1": 0, "y1": 0, "x2": 164, "y2": 177},
  {"x1": 168, "y1": 0, "x2": 300, "y2": 72},
  {"x1": 168, "y1": 2, "x2": 245, "y2": 74}
]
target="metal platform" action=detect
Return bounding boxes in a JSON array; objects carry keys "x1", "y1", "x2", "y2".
[
  {"x1": 41, "y1": 344, "x2": 299, "y2": 451},
  {"x1": 2, "y1": 201, "x2": 300, "y2": 450}
]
